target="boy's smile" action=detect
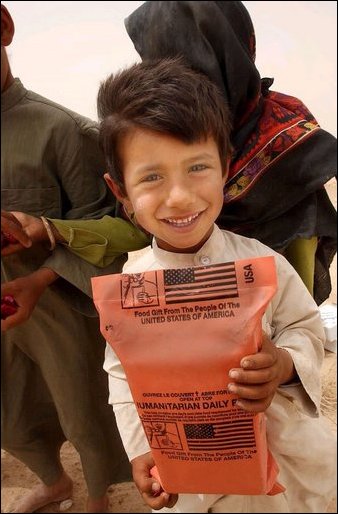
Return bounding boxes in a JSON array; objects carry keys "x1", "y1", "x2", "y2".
[{"x1": 115, "y1": 128, "x2": 227, "y2": 254}]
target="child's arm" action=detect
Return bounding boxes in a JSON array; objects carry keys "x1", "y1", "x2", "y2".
[
  {"x1": 2, "y1": 211, "x2": 150, "y2": 266},
  {"x1": 228, "y1": 333, "x2": 295, "y2": 412},
  {"x1": 131, "y1": 452, "x2": 178, "y2": 510},
  {"x1": 49, "y1": 215, "x2": 150, "y2": 266}
]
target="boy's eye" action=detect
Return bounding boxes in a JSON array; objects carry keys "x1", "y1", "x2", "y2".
[
  {"x1": 190, "y1": 164, "x2": 207, "y2": 172},
  {"x1": 141, "y1": 173, "x2": 161, "y2": 183}
]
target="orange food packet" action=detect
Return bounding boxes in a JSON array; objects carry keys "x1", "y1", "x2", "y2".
[{"x1": 92, "y1": 256, "x2": 284, "y2": 495}]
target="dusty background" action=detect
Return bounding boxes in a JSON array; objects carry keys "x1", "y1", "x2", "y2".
[{"x1": 1, "y1": 179, "x2": 336, "y2": 513}]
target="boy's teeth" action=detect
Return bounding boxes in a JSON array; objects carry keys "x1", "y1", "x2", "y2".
[{"x1": 166, "y1": 213, "x2": 199, "y2": 225}]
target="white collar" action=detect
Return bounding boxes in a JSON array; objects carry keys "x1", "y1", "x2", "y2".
[{"x1": 151, "y1": 224, "x2": 227, "y2": 268}]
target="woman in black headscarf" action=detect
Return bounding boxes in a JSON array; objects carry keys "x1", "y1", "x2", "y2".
[{"x1": 125, "y1": 0, "x2": 337, "y2": 305}]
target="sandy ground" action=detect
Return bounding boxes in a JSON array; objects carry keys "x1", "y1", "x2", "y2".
[{"x1": 1, "y1": 179, "x2": 336, "y2": 513}]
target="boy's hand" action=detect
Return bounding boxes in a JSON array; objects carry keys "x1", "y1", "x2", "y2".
[
  {"x1": 1, "y1": 267, "x2": 58, "y2": 331},
  {"x1": 131, "y1": 452, "x2": 178, "y2": 510},
  {"x1": 228, "y1": 333, "x2": 295, "y2": 412}
]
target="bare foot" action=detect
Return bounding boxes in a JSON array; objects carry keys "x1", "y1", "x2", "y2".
[
  {"x1": 11, "y1": 471, "x2": 73, "y2": 513},
  {"x1": 86, "y1": 492, "x2": 109, "y2": 513}
]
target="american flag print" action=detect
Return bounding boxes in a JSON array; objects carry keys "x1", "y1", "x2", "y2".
[
  {"x1": 184, "y1": 419, "x2": 256, "y2": 451},
  {"x1": 163, "y1": 263, "x2": 238, "y2": 304}
]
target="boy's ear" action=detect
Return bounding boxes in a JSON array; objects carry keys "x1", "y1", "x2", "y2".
[
  {"x1": 104, "y1": 172, "x2": 124, "y2": 201},
  {"x1": 104, "y1": 173, "x2": 133, "y2": 213},
  {"x1": 1, "y1": 6, "x2": 15, "y2": 46}
]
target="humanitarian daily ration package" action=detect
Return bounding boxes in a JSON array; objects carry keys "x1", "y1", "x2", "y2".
[{"x1": 92, "y1": 255, "x2": 284, "y2": 495}]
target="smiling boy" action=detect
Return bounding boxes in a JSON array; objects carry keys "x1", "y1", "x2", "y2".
[
  {"x1": 99, "y1": 58, "x2": 336, "y2": 513},
  {"x1": 105, "y1": 132, "x2": 226, "y2": 255}
]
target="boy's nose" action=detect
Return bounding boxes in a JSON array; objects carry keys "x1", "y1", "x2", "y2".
[{"x1": 165, "y1": 182, "x2": 195, "y2": 207}]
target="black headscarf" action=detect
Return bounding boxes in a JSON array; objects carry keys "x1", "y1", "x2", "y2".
[{"x1": 125, "y1": 1, "x2": 336, "y2": 304}]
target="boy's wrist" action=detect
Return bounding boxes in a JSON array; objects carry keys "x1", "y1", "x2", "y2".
[{"x1": 277, "y1": 347, "x2": 298, "y2": 386}]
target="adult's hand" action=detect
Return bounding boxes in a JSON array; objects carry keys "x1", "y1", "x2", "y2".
[
  {"x1": 1, "y1": 210, "x2": 32, "y2": 254},
  {"x1": 1, "y1": 267, "x2": 59, "y2": 331}
]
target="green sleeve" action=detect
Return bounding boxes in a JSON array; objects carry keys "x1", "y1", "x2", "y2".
[
  {"x1": 47, "y1": 215, "x2": 150, "y2": 267},
  {"x1": 284, "y1": 236, "x2": 318, "y2": 297}
]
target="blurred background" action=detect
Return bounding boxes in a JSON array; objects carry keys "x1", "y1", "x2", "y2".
[{"x1": 4, "y1": 1, "x2": 337, "y2": 135}]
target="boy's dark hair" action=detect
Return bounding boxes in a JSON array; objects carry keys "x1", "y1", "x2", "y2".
[{"x1": 98, "y1": 57, "x2": 232, "y2": 194}]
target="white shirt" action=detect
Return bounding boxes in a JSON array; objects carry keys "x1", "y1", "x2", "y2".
[{"x1": 103, "y1": 225, "x2": 336, "y2": 513}]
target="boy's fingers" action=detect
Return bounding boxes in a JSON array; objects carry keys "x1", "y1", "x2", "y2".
[
  {"x1": 236, "y1": 333, "x2": 276, "y2": 370},
  {"x1": 166, "y1": 493, "x2": 179, "y2": 508},
  {"x1": 141, "y1": 490, "x2": 176, "y2": 510},
  {"x1": 135, "y1": 476, "x2": 155, "y2": 495},
  {"x1": 236, "y1": 397, "x2": 273, "y2": 413},
  {"x1": 228, "y1": 383, "x2": 274, "y2": 399},
  {"x1": 228, "y1": 367, "x2": 274, "y2": 384},
  {"x1": 239, "y1": 351, "x2": 276, "y2": 370},
  {"x1": 151, "y1": 481, "x2": 162, "y2": 496}
]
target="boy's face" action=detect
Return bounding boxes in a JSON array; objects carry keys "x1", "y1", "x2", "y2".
[{"x1": 108, "y1": 128, "x2": 227, "y2": 254}]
